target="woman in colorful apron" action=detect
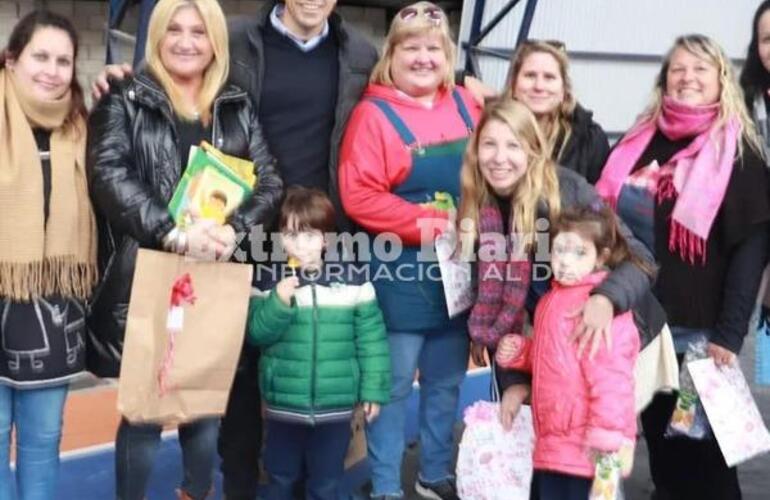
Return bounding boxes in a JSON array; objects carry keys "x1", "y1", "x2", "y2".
[{"x1": 338, "y1": 3, "x2": 482, "y2": 499}]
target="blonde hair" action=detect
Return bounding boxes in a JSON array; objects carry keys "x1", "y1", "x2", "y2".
[
  {"x1": 642, "y1": 34, "x2": 762, "y2": 158},
  {"x1": 144, "y1": 0, "x2": 229, "y2": 124},
  {"x1": 504, "y1": 41, "x2": 576, "y2": 162},
  {"x1": 369, "y1": 1, "x2": 456, "y2": 90},
  {"x1": 458, "y1": 99, "x2": 561, "y2": 254}
]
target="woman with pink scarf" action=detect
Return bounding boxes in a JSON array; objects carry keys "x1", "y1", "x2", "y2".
[{"x1": 596, "y1": 34, "x2": 770, "y2": 500}]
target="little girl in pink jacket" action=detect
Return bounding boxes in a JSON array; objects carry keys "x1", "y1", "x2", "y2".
[{"x1": 496, "y1": 206, "x2": 650, "y2": 499}]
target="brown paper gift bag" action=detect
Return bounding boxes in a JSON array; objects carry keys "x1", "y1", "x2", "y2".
[
  {"x1": 344, "y1": 406, "x2": 368, "y2": 469},
  {"x1": 118, "y1": 249, "x2": 253, "y2": 425}
]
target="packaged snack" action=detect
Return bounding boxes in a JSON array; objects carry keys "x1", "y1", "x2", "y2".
[
  {"x1": 589, "y1": 453, "x2": 625, "y2": 500},
  {"x1": 665, "y1": 339, "x2": 711, "y2": 440},
  {"x1": 456, "y1": 401, "x2": 534, "y2": 500}
]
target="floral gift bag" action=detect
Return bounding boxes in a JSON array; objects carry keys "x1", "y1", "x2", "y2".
[{"x1": 456, "y1": 401, "x2": 535, "y2": 500}]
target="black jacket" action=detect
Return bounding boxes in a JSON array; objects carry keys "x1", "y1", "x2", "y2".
[
  {"x1": 227, "y1": 1, "x2": 378, "y2": 231},
  {"x1": 85, "y1": 71, "x2": 283, "y2": 376},
  {"x1": 558, "y1": 104, "x2": 611, "y2": 184}
]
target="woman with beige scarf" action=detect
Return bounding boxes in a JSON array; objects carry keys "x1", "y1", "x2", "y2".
[{"x1": 0, "y1": 9, "x2": 96, "y2": 500}]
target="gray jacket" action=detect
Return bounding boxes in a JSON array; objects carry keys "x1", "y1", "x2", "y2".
[{"x1": 227, "y1": 2, "x2": 379, "y2": 231}]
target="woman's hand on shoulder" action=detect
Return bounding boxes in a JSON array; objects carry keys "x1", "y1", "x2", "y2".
[
  {"x1": 91, "y1": 63, "x2": 133, "y2": 102},
  {"x1": 462, "y1": 75, "x2": 497, "y2": 106},
  {"x1": 568, "y1": 294, "x2": 614, "y2": 360}
]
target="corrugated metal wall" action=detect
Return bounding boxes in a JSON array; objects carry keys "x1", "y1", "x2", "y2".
[{"x1": 458, "y1": 0, "x2": 757, "y2": 137}]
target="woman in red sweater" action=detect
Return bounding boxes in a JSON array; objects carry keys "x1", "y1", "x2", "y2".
[{"x1": 338, "y1": 2, "x2": 481, "y2": 498}]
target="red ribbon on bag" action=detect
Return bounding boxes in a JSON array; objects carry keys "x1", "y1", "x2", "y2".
[{"x1": 158, "y1": 273, "x2": 197, "y2": 396}]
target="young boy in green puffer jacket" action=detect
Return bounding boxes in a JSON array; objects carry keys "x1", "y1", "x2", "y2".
[{"x1": 247, "y1": 186, "x2": 390, "y2": 499}]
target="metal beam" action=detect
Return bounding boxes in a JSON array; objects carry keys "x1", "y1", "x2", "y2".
[
  {"x1": 133, "y1": 0, "x2": 156, "y2": 66},
  {"x1": 515, "y1": 0, "x2": 539, "y2": 46}
]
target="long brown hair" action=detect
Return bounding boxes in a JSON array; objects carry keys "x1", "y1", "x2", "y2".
[
  {"x1": 0, "y1": 9, "x2": 87, "y2": 133},
  {"x1": 504, "y1": 41, "x2": 576, "y2": 162},
  {"x1": 458, "y1": 98, "x2": 561, "y2": 254},
  {"x1": 551, "y1": 205, "x2": 655, "y2": 276}
]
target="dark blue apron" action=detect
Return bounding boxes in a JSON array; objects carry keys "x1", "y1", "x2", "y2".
[{"x1": 368, "y1": 90, "x2": 474, "y2": 332}]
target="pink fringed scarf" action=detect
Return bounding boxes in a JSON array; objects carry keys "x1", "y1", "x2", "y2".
[{"x1": 596, "y1": 96, "x2": 740, "y2": 264}]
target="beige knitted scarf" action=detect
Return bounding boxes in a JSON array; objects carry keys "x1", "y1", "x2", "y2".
[{"x1": 0, "y1": 68, "x2": 97, "y2": 301}]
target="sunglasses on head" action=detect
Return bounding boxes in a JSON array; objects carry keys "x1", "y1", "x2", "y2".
[
  {"x1": 522, "y1": 39, "x2": 566, "y2": 51},
  {"x1": 398, "y1": 5, "x2": 444, "y2": 25}
]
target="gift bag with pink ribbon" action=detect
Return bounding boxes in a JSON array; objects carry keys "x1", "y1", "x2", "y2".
[{"x1": 117, "y1": 249, "x2": 253, "y2": 424}]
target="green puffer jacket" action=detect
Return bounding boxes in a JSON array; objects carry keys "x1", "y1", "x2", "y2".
[{"x1": 247, "y1": 267, "x2": 391, "y2": 425}]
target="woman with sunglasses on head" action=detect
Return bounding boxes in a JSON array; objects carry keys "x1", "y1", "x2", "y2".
[
  {"x1": 506, "y1": 40, "x2": 610, "y2": 184},
  {"x1": 0, "y1": 10, "x2": 96, "y2": 500},
  {"x1": 596, "y1": 34, "x2": 770, "y2": 500},
  {"x1": 339, "y1": 2, "x2": 482, "y2": 498},
  {"x1": 87, "y1": 0, "x2": 282, "y2": 499}
]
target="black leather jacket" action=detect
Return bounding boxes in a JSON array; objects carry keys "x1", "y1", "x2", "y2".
[{"x1": 85, "y1": 71, "x2": 283, "y2": 376}]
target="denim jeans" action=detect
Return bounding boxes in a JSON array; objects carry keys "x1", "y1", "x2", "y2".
[
  {"x1": 115, "y1": 416, "x2": 219, "y2": 500},
  {"x1": 0, "y1": 384, "x2": 69, "y2": 500},
  {"x1": 263, "y1": 419, "x2": 351, "y2": 500},
  {"x1": 366, "y1": 328, "x2": 469, "y2": 497}
]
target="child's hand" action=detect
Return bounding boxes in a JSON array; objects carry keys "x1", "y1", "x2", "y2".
[
  {"x1": 276, "y1": 276, "x2": 300, "y2": 305},
  {"x1": 495, "y1": 334, "x2": 521, "y2": 365},
  {"x1": 362, "y1": 402, "x2": 380, "y2": 423}
]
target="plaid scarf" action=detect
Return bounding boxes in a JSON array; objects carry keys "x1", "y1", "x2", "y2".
[{"x1": 468, "y1": 201, "x2": 532, "y2": 348}]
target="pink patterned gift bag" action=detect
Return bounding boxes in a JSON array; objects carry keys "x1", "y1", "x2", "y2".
[
  {"x1": 456, "y1": 401, "x2": 535, "y2": 500},
  {"x1": 688, "y1": 358, "x2": 770, "y2": 467}
]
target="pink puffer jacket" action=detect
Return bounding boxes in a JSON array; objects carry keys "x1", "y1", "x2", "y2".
[{"x1": 498, "y1": 271, "x2": 639, "y2": 478}]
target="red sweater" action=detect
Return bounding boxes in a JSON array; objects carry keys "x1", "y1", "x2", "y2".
[{"x1": 339, "y1": 84, "x2": 482, "y2": 246}]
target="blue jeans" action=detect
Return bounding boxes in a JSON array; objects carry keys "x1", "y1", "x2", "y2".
[
  {"x1": 366, "y1": 329, "x2": 469, "y2": 497},
  {"x1": 263, "y1": 419, "x2": 351, "y2": 500},
  {"x1": 115, "y1": 417, "x2": 219, "y2": 500},
  {"x1": 0, "y1": 384, "x2": 69, "y2": 500}
]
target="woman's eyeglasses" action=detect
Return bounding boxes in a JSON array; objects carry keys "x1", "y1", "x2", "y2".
[{"x1": 398, "y1": 5, "x2": 444, "y2": 25}]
